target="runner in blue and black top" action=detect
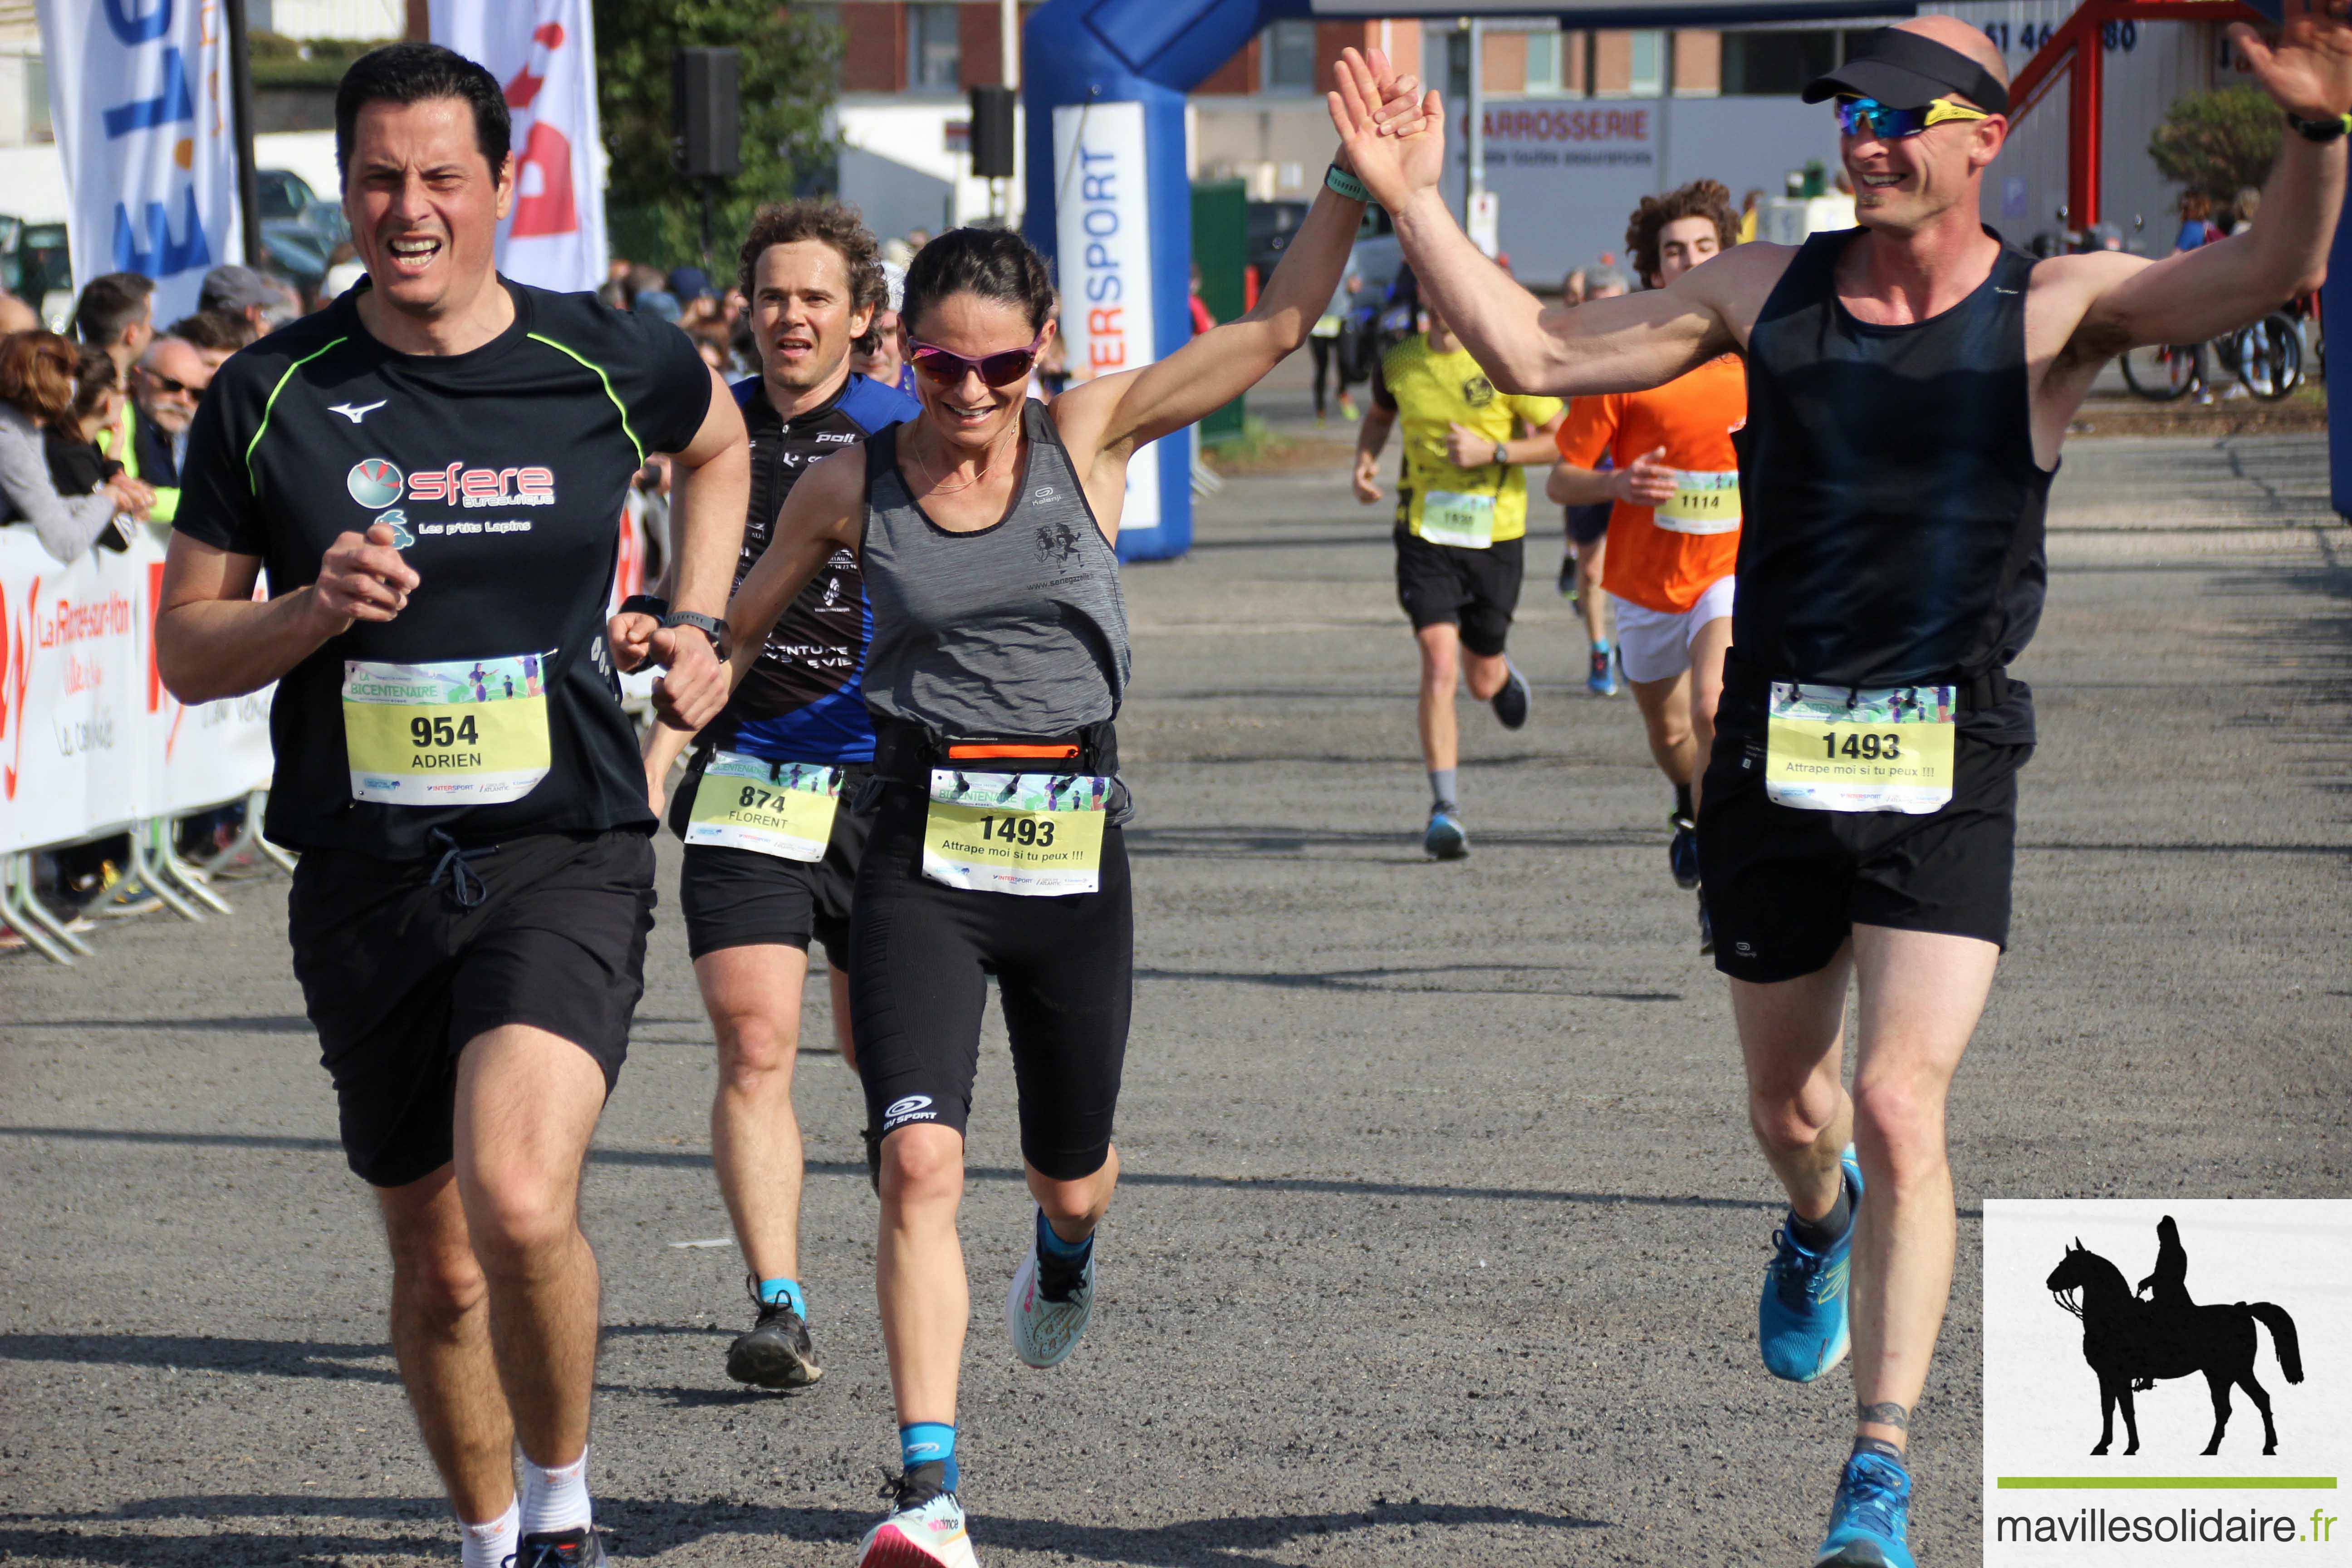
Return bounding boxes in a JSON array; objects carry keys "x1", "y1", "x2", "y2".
[{"x1": 612, "y1": 201, "x2": 917, "y2": 1396}]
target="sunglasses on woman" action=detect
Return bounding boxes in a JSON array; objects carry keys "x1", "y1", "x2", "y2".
[
  {"x1": 909, "y1": 330, "x2": 1049, "y2": 389},
  {"x1": 1834, "y1": 94, "x2": 1993, "y2": 140}
]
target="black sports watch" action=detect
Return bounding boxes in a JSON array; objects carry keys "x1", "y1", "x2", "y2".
[
  {"x1": 2286, "y1": 110, "x2": 2351, "y2": 144},
  {"x1": 1492, "y1": 441, "x2": 1509, "y2": 467},
  {"x1": 617, "y1": 593, "x2": 670, "y2": 621},
  {"x1": 662, "y1": 609, "x2": 731, "y2": 661}
]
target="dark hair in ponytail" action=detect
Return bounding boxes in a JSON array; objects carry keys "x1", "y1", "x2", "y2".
[{"x1": 902, "y1": 227, "x2": 1056, "y2": 338}]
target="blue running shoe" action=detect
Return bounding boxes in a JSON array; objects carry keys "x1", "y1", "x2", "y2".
[
  {"x1": 1814, "y1": 1450, "x2": 1914, "y2": 1568},
  {"x1": 1424, "y1": 806, "x2": 1469, "y2": 861},
  {"x1": 1760, "y1": 1146, "x2": 1863, "y2": 1382},
  {"x1": 1587, "y1": 642, "x2": 1620, "y2": 697},
  {"x1": 1668, "y1": 812, "x2": 1700, "y2": 890}
]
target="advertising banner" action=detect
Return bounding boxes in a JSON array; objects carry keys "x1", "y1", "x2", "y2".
[
  {"x1": 0, "y1": 531, "x2": 273, "y2": 855},
  {"x1": 136, "y1": 539, "x2": 274, "y2": 819},
  {"x1": 1051, "y1": 100, "x2": 1160, "y2": 535},
  {"x1": 1477, "y1": 101, "x2": 1657, "y2": 284},
  {"x1": 429, "y1": 0, "x2": 608, "y2": 292},
  {"x1": 35, "y1": 0, "x2": 243, "y2": 320}
]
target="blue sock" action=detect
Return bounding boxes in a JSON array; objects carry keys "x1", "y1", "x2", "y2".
[
  {"x1": 756, "y1": 1277, "x2": 806, "y2": 1322},
  {"x1": 900, "y1": 1422, "x2": 958, "y2": 1490},
  {"x1": 1036, "y1": 1207, "x2": 1093, "y2": 1265}
]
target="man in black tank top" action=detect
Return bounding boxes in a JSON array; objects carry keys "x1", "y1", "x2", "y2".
[{"x1": 1334, "y1": 18, "x2": 2352, "y2": 1564}]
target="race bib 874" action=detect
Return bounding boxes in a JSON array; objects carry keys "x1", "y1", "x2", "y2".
[{"x1": 685, "y1": 752, "x2": 842, "y2": 861}]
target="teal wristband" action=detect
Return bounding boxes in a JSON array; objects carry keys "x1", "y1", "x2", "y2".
[{"x1": 1324, "y1": 163, "x2": 1375, "y2": 205}]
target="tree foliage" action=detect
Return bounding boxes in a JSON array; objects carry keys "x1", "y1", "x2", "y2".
[
  {"x1": 2148, "y1": 84, "x2": 2281, "y2": 208},
  {"x1": 594, "y1": 0, "x2": 843, "y2": 270}
]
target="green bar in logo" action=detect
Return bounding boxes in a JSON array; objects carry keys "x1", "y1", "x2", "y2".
[{"x1": 1996, "y1": 1477, "x2": 2338, "y2": 1490}]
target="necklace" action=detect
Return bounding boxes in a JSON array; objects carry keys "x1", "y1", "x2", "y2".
[{"x1": 906, "y1": 423, "x2": 1019, "y2": 496}]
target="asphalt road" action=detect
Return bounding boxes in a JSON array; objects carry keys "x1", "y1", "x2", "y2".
[{"x1": 3, "y1": 433, "x2": 2347, "y2": 1568}]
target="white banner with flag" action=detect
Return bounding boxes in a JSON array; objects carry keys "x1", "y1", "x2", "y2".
[
  {"x1": 35, "y1": 0, "x2": 243, "y2": 321},
  {"x1": 429, "y1": 0, "x2": 608, "y2": 292},
  {"x1": 1051, "y1": 101, "x2": 1160, "y2": 534}
]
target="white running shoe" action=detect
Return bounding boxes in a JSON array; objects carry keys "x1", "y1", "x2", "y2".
[
  {"x1": 1005, "y1": 1236, "x2": 1095, "y2": 1369},
  {"x1": 859, "y1": 1469, "x2": 977, "y2": 1568}
]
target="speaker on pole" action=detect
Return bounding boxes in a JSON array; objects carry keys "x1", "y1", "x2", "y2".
[
  {"x1": 969, "y1": 85, "x2": 1017, "y2": 180},
  {"x1": 673, "y1": 48, "x2": 742, "y2": 180}
]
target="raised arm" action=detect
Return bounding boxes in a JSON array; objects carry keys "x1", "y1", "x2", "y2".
[
  {"x1": 1328, "y1": 47, "x2": 1753, "y2": 396},
  {"x1": 2065, "y1": 10, "x2": 2348, "y2": 355},
  {"x1": 1052, "y1": 54, "x2": 1421, "y2": 469}
]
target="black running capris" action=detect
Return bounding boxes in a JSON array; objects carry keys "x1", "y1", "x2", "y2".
[{"x1": 849, "y1": 787, "x2": 1132, "y2": 1181}]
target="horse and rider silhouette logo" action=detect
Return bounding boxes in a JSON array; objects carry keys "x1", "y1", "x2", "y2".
[{"x1": 2046, "y1": 1216, "x2": 2303, "y2": 1457}]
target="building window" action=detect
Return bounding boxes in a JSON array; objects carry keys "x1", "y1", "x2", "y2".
[
  {"x1": 1627, "y1": 30, "x2": 1664, "y2": 98},
  {"x1": 1264, "y1": 20, "x2": 1317, "y2": 93},
  {"x1": 1523, "y1": 27, "x2": 1563, "y2": 94},
  {"x1": 908, "y1": 4, "x2": 961, "y2": 92},
  {"x1": 1721, "y1": 29, "x2": 1839, "y2": 96}
]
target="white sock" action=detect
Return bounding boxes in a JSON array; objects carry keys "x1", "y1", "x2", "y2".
[
  {"x1": 519, "y1": 1447, "x2": 592, "y2": 1536},
  {"x1": 460, "y1": 1499, "x2": 520, "y2": 1568}
]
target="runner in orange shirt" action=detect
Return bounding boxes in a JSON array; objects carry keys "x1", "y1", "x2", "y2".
[{"x1": 1547, "y1": 181, "x2": 1744, "y2": 951}]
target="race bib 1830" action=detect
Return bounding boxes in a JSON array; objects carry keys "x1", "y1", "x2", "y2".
[
  {"x1": 686, "y1": 752, "x2": 841, "y2": 861},
  {"x1": 342, "y1": 654, "x2": 551, "y2": 806},
  {"x1": 1418, "y1": 489, "x2": 1497, "y2": 549},
  {"x1": 921, "y1": 769, "x2": 1110, "y2": 896},
  {"x1": 1765, "y1": 681, "x2": 1957, "y2": 814}
]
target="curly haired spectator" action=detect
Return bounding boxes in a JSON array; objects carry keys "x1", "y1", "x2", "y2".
[{"x1": 0, "y1": 331, "x2": 150, "y2": 563}]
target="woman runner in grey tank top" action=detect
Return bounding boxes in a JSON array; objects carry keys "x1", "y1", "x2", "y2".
[{"x1": 714, "y1": 86, "x2": 1424, "y2": 1564}]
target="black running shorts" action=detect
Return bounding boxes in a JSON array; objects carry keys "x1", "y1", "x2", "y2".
[
  {"x1": 288, "y1": 830, "x2": 656, "y2": 1188},
  {"x1": 670, "y1": 759, "x2": 872, "y2": 969},
  {"x1": 1565, "y1": 501, "x2": 1612, "y2": 549},
  {"x1": 1699, "y1": 694, "x2": 2031, "y2": 984},
  {"x1": 1393, "y1": 525, "x2": 1524, "y2": 657},
  {"x1": 849, "y1": 787, "x2": 1132, "y2": 1181}
]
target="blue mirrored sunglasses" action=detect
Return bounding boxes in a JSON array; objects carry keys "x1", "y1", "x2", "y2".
[{"x1": 1834, "y1": 95, "x2": 1992, "y2": 139}]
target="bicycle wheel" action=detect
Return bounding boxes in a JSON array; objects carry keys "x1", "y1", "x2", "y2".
[
  {"x1": 2232, "y1": 314, "x2": 2303, "y2": 401},
  {"x1": 2120, "y1": 341, "x2": 2200, "y2": 401}
]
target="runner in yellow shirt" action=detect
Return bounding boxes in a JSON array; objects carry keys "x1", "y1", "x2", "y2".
[{"x1": 1352, "y1": 296, "x2": 1563, "y2": 858}]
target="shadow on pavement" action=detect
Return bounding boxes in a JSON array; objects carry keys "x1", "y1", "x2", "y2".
[{"x1": 1, "y1": 1494, "x2": 1607, "y2": 1567}]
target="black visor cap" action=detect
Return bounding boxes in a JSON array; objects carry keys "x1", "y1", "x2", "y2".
[{"x1": 1803, "y1": 27, "x2": 2010, "y2": 115}]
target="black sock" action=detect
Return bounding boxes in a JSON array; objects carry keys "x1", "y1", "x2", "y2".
[
  {"x1": 1674, "y1": 782, "x2": 1694, "y2": 820},
  {"x1": 1852, "y1": 1436, "x2": 1907, "y2": 1467},
  {"x1": 1790, "y1": 1171, "x2": 1854, "y2": 1252}
]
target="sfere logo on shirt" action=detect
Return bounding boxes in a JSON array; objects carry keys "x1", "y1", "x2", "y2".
[{"x1": 347, "y1": 458, "x2": 559, "y2": 512}]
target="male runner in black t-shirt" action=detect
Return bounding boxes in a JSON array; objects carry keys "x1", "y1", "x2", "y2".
[
  {"x1": 155, "y1": 45, "x2": 749, "y2": 1568},
  {"x1": 1335, "y1": 13, "x2": 2349, "y2": 1564},
  {"x1": 609, "y1": 201, "x2": 917, "y2": 1391}
]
